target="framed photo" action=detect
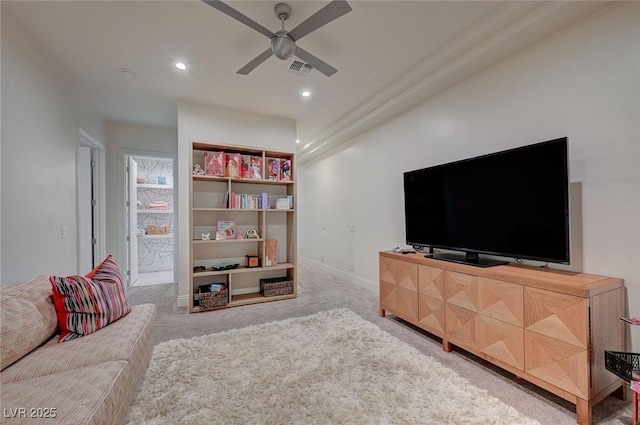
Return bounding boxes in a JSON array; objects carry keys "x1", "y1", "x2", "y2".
[{"x1": 216, "y1": 220, "x2": 236, "y2": 240}]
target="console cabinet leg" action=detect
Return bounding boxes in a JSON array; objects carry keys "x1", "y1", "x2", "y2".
[
  {"x1": 576, "y1": 398, "x2": 592, "y2": 425},
  {"x1": 443, "y1": 338, "x2": 452, "y2": 353},
  {"x1": 379, "y1": 307, "x2": 386, "y2": 318}
]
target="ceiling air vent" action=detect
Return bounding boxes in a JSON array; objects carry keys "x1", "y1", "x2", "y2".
[{"x1": 287, "y1": 61, "x2": 313, "y2": 78}]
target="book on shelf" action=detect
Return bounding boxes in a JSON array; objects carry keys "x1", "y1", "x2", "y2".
[
  {"x1": 227, "y1": 192, "x2": 277, "y2": 210},
  {"x1": 204, "y1": 151, "x2": 225, "y2": 176}
]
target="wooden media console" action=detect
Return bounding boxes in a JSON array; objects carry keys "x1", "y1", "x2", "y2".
[{"x1": 379, "y1": 251, "x2": 625, "y2": 425}]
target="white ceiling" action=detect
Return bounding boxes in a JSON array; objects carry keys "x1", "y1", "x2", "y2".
[{"x1": 3, "y1": 1, "x2": 610, "y2": 162}]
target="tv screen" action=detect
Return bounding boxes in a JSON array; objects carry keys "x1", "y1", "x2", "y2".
[{"x1": 403, "y1": 137, "x2": 569, "y2": 267}]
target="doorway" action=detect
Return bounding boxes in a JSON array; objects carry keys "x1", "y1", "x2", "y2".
[
  {"x1": 125, "y1": 154, "x2": 176, "y2": 286},
  {"x1": 77, "y1": 129, "x2": 105, "y2": 274}
]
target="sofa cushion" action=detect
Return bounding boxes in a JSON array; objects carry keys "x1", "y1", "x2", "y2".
[
  {"x1": 0, "y1": 276, "x2": 58, "y2": 371},
  {"x1": 1, "y1": 304, "x2": 155, "y2": 384},
  {"x1": 1, "y1": 360, "x2": 135, "y2": 425},
  {"x1": 50, "y1": 255, "x2": 132, "y2": 342}
]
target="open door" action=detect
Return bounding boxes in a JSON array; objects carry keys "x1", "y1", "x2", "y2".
[{"x1": 128, "y1": 157, "x2": 139, "y2": 285}]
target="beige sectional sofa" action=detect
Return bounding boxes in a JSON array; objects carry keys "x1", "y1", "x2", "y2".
[{"x1": 1, "y1": 275, "x2": 156, "y2": 424}]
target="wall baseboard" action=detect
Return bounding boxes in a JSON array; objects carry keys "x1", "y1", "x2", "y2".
[
  {"x1": 177, "y1": 294, "x2": 189, "y2": 308},
  {"x1": 298, "y1": 256, "x2": 378, "y2": 293}
]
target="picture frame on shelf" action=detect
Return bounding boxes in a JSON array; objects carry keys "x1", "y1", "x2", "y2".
[{"x1": 216, "y1": 220, "x2": 236, "y2": 240}]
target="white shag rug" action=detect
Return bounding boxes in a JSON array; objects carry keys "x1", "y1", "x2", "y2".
[{"x1": 127, "y1": 309, "x2": 540, "y2": 425}]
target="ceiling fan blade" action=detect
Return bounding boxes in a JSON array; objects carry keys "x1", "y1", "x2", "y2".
[
  {"x1": 294, "y1": 47, "x2": 337, "y2": 77},
  {"x1": 237, "y1": 48, "x2": 274, "y2": 75},
  {"x1": 287, "y1": 0, "x2": 352, "y2": 41},
  {"x1": 202, "y1": 0, "x2": 275, "y2": 39}
]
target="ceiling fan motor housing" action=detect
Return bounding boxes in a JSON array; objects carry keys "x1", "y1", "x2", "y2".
[{"x1": 271, "y1": 31, "x2": 296, "y2": 59}]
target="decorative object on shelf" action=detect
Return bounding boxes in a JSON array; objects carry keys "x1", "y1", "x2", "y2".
[
  {"x1": 145, "y1": 200, "x2": 168, "y2": 210},
  {"x1": 246, "y1": 229, "x2": 260, "y2": 239},
  {"x1": 136, "y1": 177, "x2": 146, "y2": 184},
  {"x1": 267, "y1": 158, "x2": 280, "y2": 180},
  {"x1": 225, "y1": 153, "x2": 242, "y2": 178},
  {"x1": 280, "y1": 159, "x2": 292, "y2": 181},
  {"x1": 201, "y1": 232, "x2": 211, "y2": 241},
  {"x1": 211, "y1": 262, "x2": 240, "y2": 271},
  {"x1": 193, "y1": 265, "x2": 206, "y2": 272},
  {"x1": 250, "y1": 156, "x2": 263, "y2": 179},
  {"x1": 216, "y1": 220, "x2": 236, "y2": 240},
  {"x1": 276, "y1": 198, "x2": 290, "y2": 210},
  {"x1": 204, "y1": 151, "x2": 225, "y2": 176},
  {"x1": 245, "y1": 255, "x2": 260, "y2": 268},
  {"x1": 157, "y1": 176, "x2": 167, "y2": 185},
  {"x1": 259, "y1": 276, "x2": 293, "y2": 297},
  {"x1": 193, "y1": 163, "x2": 205, "y2": 176},
  {"x1": 265, "y1": 239, "x2": 278, "y2": 266}
]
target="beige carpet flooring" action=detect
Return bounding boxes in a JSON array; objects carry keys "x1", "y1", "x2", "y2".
[{"x1": 126, "y1": 258, "x2": 633, "y2": 425}]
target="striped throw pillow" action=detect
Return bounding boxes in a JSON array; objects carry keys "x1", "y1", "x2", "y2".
[{"x1": 50, "y1": 255, "x2": 132, "y2": 342}]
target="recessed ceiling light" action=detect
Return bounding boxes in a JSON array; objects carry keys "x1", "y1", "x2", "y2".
[
  {"x1": 176, "y1": 62, "x2": 187, "y2": 71},
  {"x1": 296, "y1": 139, "x2": 300, "y2": 144},
  {"x1": 301, "y1": 91, "x2": 310, "y2": 97}
]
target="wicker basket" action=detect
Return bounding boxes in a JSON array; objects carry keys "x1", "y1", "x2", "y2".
[
  {"x1": 259, "y1": 277, "x2": 293, "y2": 297},
  {"x1": 195, "y1": 289, "x2": 228, "y2": 310},
  {"x1": 146, "y1": 224, "x2": 170, "y2": 235},
  {"x1": 605, "y1": 351, "x2": 640, "y2": 382}
]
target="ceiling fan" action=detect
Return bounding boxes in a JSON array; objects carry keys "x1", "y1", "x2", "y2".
[{"x1": 202, "y1": 0, "x2": 352, "y2": 77}]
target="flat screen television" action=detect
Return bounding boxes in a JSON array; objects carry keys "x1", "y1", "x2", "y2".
[{"x1": 403, "y1": 137, "x2": 570, "y2": 267}]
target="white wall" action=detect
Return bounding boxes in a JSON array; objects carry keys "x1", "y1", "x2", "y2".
[
  {"x1": 1, "y1": 11, "x2": 105, "y2": 282},
  {"x1": 105, "y1": 121, "x2": 177, "y2": 272},
  {"x1": 177, "y1": 101, "x2": 296, "y2": 304},
  {"x1": 298, "y1": 3, "x2": 640, "y2": 349}
]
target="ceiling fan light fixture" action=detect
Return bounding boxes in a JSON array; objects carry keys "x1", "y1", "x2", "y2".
[{"x1": 271, "y1": 32, "x2": 296, "y2": 60}]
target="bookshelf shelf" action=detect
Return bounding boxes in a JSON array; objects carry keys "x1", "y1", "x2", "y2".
[{"x1": 189, "y1": 141, "x2": 296, "y2": 313}]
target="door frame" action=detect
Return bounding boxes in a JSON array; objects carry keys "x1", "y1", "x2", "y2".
[
  {"x1": 121, "y1": 149, "x2": 178, "y2": 286},
  {"x1": 77, "y1": 128, "x2": 106, "y2": 273}
]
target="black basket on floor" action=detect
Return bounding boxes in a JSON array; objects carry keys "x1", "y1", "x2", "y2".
[{"x1": 604, "y1": 351, "x2": 640, "y2": 382}]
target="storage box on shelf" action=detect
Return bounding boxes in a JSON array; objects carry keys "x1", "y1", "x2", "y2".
[
  {"x1": 379, "y1": 250, "x2": 625, "y2": 425},
  {"x1": 189, "y1": 141, "x2": 296, "y2": 313}
]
